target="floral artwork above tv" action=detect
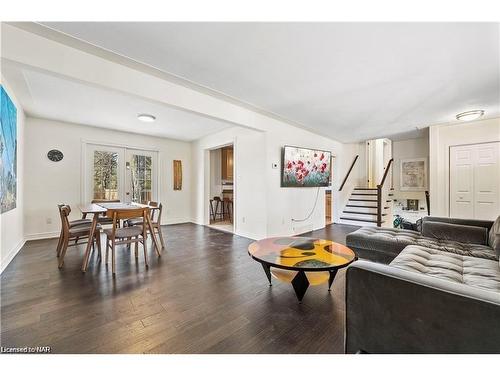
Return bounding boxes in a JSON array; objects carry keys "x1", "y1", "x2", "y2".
[{"x1": 281, "y1": 146, "x2": 331, "y2": 187}]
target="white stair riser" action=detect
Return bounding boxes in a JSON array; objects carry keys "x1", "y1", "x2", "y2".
[
  {"x1": 350, "y1": 194, "x2": 378, "y2": 200},
  {"x1": 353, "y1": 189, "x2": 378, "y2": 195},
  {"x1": 347, "y1": 200, "x2": 377, "y2": 207},
  {"x1": 344, "y1": 206, "x2": 378, "y2": 214},
  {"x1": 338, "y1": 219, "x2": 379, "y2": 227},
  {"x1": 341, "y1": 213, "x2": 382, "y2": 221}
]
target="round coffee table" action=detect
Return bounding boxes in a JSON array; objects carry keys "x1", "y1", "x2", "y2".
[{"x1": 248, "y1": 237, "x2": 357, "y2": 301}]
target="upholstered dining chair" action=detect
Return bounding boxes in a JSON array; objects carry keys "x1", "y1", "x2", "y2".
[
  {"x1": 57, "y1": 205, "x2": 102, "y2": 269},
  {"x1": 125, "y1": 201, "x2": 166, "y2": 250},
  {"x1": 56, "y1": 203, "x2": 93, "y2": 255},
  {"x1": 81, "y1": 199, "x2": 121, "y2": 227},
  {"x1": 104, "y1": 207, "x2": 150, "y2": 276}
]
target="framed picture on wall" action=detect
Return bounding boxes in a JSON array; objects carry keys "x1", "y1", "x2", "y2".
[
  {"x1": 400, "y1": 158, "x2": 427, "y2": 191},
  {"x1": 1, "y1": 85, "x2": 18, "y2": 213}
]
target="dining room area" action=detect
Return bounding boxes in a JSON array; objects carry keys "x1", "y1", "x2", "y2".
[{"x1": 57, "y1": 199, "x2": 165, "y2": 275}]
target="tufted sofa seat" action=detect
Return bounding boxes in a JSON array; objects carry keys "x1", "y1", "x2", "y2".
[
  {"x1": 345, "y1": 227, "x2": 425, "y2": 263},
  {"x1": 346, "y1": 216, "x2": 498, "y2": 263},
  {"x1": 345, "y1": 215, "x2": 500, "y2": 353},
  {"x1": 390, "y1": 245, "x2": 500, "y2": 292},
  {"x1": 410, "y1": 237, "x2": 497, "y2": 261}
]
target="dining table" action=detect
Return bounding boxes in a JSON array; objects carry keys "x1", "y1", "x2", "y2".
[{"x1": 78, "y1": 202, "x2": 162, "y2": 272}]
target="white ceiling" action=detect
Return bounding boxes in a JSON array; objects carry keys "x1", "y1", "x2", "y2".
[
  {"x1": 1, "y1": 63, "x2": 232, "y2": 141},
  {"x1": 39, "y1": 22, "x2": 500, "y2": 142}
]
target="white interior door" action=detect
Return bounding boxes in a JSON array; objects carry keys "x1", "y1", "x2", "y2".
[
  {"x1": 450, "y1": 142, "x2": 499, "y2": 220},
  {"x1": 473, "y1": 143, "x2": 499, "y2": 219},
  {"x1": 85, "y1": 144, "x2": 125, "y2": 203},
  {"x1": 450, "y1": 145, "x2": 474, "y2": 218},
  {"x1": 124, "y1": 149, "x2": 158, "y2": 204}
]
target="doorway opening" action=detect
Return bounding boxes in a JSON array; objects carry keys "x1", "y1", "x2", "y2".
[{"x1": 207, "y1": 144, "x2": 234, "y2": 233}]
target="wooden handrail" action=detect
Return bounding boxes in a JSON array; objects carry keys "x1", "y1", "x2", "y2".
[
  {"x1": 339, "y1": 155, "x2": 359, "y2": 191},
  {"x1": 378, "y1": 158, "x2": 394, "y2": 187},
  {"x1": 376, "y1": 158, "x2": 394, "y2": 227}
]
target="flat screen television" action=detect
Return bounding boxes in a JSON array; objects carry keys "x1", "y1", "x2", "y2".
[{"x1": 281, "y1": 146, "x2": 332, "y2": 187}]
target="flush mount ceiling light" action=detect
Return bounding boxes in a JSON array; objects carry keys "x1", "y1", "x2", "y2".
[
  {"x1": 137, "y1": 113, "x2": 156, "y2": 122},
  {"x1": 456, "y1": 110, "x2": 484, "y2": 122}
]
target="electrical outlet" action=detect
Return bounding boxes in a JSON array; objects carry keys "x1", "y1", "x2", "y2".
[
  {"x1": 242, "y1": 216, "x2": 246, "y2": 223},
  {"x1": 46, "y1": 217, "x2": 52, "y2": 224}
]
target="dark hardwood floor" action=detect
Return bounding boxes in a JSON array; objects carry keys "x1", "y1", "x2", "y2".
[{"x1": 0, "y1": 223, "x2": 360, "y2": 354}]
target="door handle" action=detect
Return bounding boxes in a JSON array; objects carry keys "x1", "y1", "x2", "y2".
[{"x1": 126, "y1": 192, "x2": 130, "y2": 196}]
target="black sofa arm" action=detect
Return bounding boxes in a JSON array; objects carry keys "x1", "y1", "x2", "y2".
[{"x1": 345, "y1": 260, "x2": 500, "y2": 354}]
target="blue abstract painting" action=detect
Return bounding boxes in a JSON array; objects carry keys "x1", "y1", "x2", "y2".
[{"x1": 1, "y1": 85, "x2": 17, "y2": 213}]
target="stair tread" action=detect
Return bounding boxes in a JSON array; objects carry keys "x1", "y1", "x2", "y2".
[
  {"x1": 343, "y1": 211, "x2": 387, "y2": 216},
  {"x1": 351, "y1": 193, "x2": 378, "y2": 196},
  {"x1": 340, "y1": 217, "x2": 385, "y2": 223},
  {"x1": 354, "y1": 187, "x2": 377, "y2": 190},
  {"x1": 346, "y1": 204, "x2": 390, "y2": 209},
  {"x1": 349, "y1": 199, "x2": 378, "y2": 202}
]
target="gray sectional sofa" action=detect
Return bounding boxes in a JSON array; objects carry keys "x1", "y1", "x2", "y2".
[{"x1": 345, "y1": 215, "x2": 500, "y2": 353}]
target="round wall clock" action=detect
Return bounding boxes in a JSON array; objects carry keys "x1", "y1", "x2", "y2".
[{"x1": 47, "y1": 149, "x2": 64, "y2": 162}]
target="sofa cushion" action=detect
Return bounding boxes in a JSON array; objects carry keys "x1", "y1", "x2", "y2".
[
  {"x1": 346, "y1": 226, "x2": 497, "y2": 261},
  {"x1": 421, "y1": 220, "x2": 489, "y2": 245},
  {"x1": 346, "y1": 227, "x2": 424, "y2": 258},
  {"x1": 488, "y1": 216, "x2": 500, "y2": 258},
  {"x1": 412, "y1": 236, "x2": 497, "y2": 261},
  {"x1": 390, "y1": 245, "x2": 500, "y2": 293}
]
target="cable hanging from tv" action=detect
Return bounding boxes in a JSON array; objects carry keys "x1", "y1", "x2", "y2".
[{"x1": 291, "y1": 187, "x2": 321, "y2": 223}]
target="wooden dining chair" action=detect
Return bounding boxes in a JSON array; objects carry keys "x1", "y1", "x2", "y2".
[
  {"x1": 125, "y1": 201, "x2": 166, "y2": 250},
  {"x1": 56, "y1": 203, "x2": 93, "y2": 255},
  {"x1": 57, "y1": 205, "x2": 102, "y2": 268},
  {"x1": 104, "y1": 207, "x2": 150, "y2": 276},
  {"x1": 81, "y1": 199, "x2": 121, "y2": 226},
  {"x1": 76, "y1": 199, "x2": 121, "y2": 245}
]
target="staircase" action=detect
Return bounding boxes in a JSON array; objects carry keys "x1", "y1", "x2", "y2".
[{"x1": 339, "y1": 187, "x2": 394, "y2": 227}]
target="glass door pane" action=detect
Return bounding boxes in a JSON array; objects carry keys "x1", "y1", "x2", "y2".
[
  {"x1": 85, "y1": 144, "x2": 125, "y2": 203},
  {"x1": 93, "y1": 150, "x2": 119, "y2": 200},
  {"x1": 129, "y1": 154, "x2": 152, "y2": 203},
  {"x1": 125, "y1": 149, "x2": 157, "y2": 204}
]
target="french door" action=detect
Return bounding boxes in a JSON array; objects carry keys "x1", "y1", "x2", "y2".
[{"x1": 84, "y1": 143, "x2": 158, "y2": 204}]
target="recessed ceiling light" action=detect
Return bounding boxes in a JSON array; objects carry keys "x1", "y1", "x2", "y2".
[
  {"x1": 137, "y1": 113, "x2": 156, "y2": 122},
  {"x1": 456, "y1": 110, "x2": 484, "y2": 122}
]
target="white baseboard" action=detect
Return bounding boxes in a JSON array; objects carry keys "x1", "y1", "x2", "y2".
[
  {"x1": 24, "y1": 231, "x2": 60, "y2": 241},
  {"x1": 0, "y1": 238, "x2": 26, "y2": 274}
]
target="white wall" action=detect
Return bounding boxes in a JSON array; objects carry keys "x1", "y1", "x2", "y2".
[
  {"x1": 23, "y1": 117, "x2": 192, "y2": 239},
  {"x1": 192, "y1": 124, "x2": 361, "y2": 240},
  {"x1": 392, "y1": 135, "x2": 429, "y2": 208},
  {"x1": 0, "y1": 77, "x2": 25, "y2": 273},
  {"x1": 264, "y1": 126, "x2": 360, "y2": 236},
  {"x1": 429, "y1": 117, "x2": 500, "y2": 216},
  {"x1": 192, "y1": 126, "x2": 267, "y2": 239}
]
